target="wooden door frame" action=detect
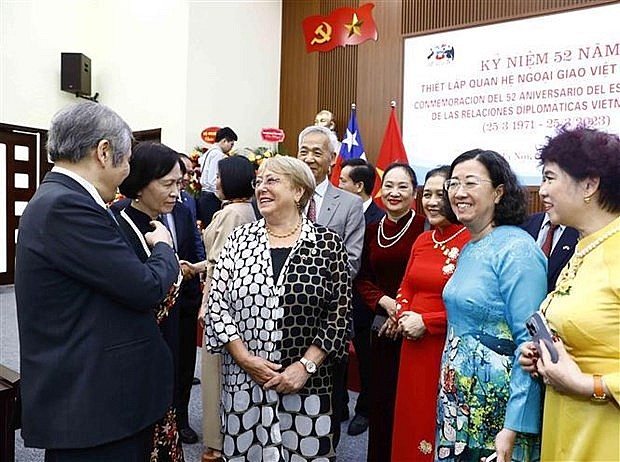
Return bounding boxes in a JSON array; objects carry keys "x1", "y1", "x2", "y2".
[
  {"x1": 0, "y1": 123, "x2": 48, "y2": 185},
  {"x1": 0, "y1": 124, "x2": 46, "y2": 285}
]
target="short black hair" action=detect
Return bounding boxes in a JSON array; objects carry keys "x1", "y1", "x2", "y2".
[
  {"x1": 382, "y1": 162, "x2": 418, "y2": 189},
  {"x1": 341, "y1": 158, "x2": 376, "y2": 195},
  {"x1": 538, "y1": 127, "x2": 620, "y2": 213},
  {"x1": 449, "y1": 149, "x2": 527, "y2": 225},
  {"x1": 215, "y1": 127, "x2": 238, "y2": 143},
  {"x1": 218, "y1": 155, "x2": 255, "y2": 200},
  {"x1": 119, "y1": 142, "x2": 180, "y2": 199}
]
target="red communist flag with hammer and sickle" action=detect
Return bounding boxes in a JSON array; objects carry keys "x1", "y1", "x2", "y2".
[{"x1": 302, "y1": 3, "x2": 378, "y2": 53}]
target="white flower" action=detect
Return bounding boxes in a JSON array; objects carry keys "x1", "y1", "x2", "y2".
[{"x1": 442, "y1": 263, "x2": 455, "y2": 275}]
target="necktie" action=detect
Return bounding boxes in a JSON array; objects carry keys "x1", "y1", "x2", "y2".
[
  {"x1": 541, "y1": 223, "x2": 558, "y2": 257},
  {"x1": 307, "y1": 196, "x2": 317, "y2": 223}
]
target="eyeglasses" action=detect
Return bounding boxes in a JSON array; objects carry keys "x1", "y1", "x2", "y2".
[
  {"x1": 444, "y1": 176, "x2": 493, "y2": 192},
  {"x1": 251, "y1": 177, "x2": 282, "y2": 189}
]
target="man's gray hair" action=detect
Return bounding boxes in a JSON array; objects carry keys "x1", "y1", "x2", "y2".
[
  {"x1": 47, "y1": 101, "x2": 133, "y2": 166},
  {"x1": 298, "y1": 125, "x2": 338, "y2": 154}
]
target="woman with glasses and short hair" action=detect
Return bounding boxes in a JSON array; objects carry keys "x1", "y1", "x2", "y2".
[
  {"x1": 435, "y1": 150, "x2": 547, "y2": 462},
  {"x1": 203, "y1": 156, "x2": 351, "y2": 461}
]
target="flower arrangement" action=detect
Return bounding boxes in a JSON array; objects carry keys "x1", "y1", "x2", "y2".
[
  {"x1": 242, "y1": 146, "x2": 277, "y2": 169},
  {"x1": 186, "y1": 147, "x2": 206, "y2": 199}
]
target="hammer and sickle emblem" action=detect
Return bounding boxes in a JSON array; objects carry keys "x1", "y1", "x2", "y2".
[{"x1": 310, "y1": 21, "x2": 332, "y2": 45}]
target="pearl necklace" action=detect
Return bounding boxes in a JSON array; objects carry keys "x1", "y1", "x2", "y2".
[
  {"x1": 574, "y1": 225, "x2": 619, "y2": 258},
  {"x1": 377, "y1": 212, "x2": 415, "y2": 248},
  {"x1": 265, "y1": 218, "x2": 301, "y2": 239},
  {"x1": 546, "y1": 223, "x2": 619, "y2": 301},
  {"x1": 431, "y1": 226, "x2": 467, "y2": 248}
]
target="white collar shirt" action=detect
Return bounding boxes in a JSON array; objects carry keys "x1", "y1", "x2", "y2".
[{"x1": 51, "y1": 166, "x2": 107, "y2": 209}]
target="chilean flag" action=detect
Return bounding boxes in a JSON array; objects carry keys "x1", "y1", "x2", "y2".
[{"x1": 330, "y1": 105, "x2": 366, "y2": 185}]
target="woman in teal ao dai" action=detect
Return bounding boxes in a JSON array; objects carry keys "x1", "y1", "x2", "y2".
[{"x1": 436, "y1": 149, "x2": 547, "y2": 462}]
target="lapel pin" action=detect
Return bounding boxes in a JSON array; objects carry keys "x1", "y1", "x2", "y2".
[{"x1": 563, "y1": 246, "x2": 570, "y2": 250}]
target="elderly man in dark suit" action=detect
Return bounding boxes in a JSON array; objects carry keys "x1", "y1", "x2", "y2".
[
  {"x1": 522, "y1": 211, "x2": 578, "y2": 292},
  {"x1": 338, "y1": 157, "x2": 384, "y2": 435},
  {"x1": 15, "y1": 101, "x2": 179, "y2": 461},
  {"x1": 298, "y1": 125, "x2": 365, "y2": 446}
]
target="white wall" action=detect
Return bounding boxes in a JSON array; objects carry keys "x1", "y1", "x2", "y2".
[
  {"x1": 0, "y1": 0, "x2": 281, "y2": 278},
  {"x1": 0, "y1": 0, "x2": 95, "y2": 130},
  {"x1": 185, "y1": 1, "x2": 282, "y2": 153},
  {"x1": 0, "y1": 0, "x2": 282, "y2": 152},
  {"x1": 94, "y1": 0, "x2": 190, "y2": 150}
]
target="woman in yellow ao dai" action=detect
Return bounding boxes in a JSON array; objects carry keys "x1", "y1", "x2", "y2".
[{"x1": 519, "y1": 127, "x2": 620, "y2": 462}]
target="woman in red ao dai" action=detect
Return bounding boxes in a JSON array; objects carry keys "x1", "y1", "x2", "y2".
[{"x1": 391, "y1": 166, "x2": 470, "y2": 461}]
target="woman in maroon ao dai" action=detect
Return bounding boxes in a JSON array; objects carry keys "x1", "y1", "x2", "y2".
[
  {"x1": 391, "y1": 166, "x2": 470, "y2": 461},
  {"x1": 355, "y1": 163, "x2": 426, "y2": 462}
]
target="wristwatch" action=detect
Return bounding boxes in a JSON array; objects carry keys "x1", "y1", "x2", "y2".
[
  {"x1": 591, "y1": 374, "x2": 608, "y2": 402},
  {"x1": 299, "y1": 357, "x2": 317, "y2": 374}
]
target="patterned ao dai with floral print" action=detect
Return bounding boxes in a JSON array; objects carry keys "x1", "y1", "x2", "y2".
[{"x1": 435, "y1": 226, "x2": 546, "y2": 462}]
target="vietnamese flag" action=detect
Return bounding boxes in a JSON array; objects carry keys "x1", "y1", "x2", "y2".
[
  {"x1": 372, "y1": 105, "x2": 410, "y2": 205},
  {"x1": 303, "y1": 3, "x2": 378, "y2": 53}
]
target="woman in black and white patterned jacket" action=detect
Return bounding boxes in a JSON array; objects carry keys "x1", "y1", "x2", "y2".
[{"x1": 203, "y1": 155, "x2": 351, "y2": 462}]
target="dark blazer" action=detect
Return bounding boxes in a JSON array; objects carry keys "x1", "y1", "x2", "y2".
[
  {"x1": 112, "y1": 199, "x2": 202, "y2": 315},
  {"x1": 364, "y1": 200, "x2": 385, "y2": 226},
  {"x1": 180, "y1": 190, "x2": 205, "y2": 261},
  {"x1": 15, "y1": 172, "x2": 179, "y2": 449},
  {"x1": 171, "y1": 202, "x2": 203, "y2": 316},
  {"x1": 521, "y1": 212, "x2": 579, "y2": 293}
]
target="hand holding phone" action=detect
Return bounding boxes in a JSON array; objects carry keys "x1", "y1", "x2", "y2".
[{"x1": 526, "y1": 312, "x2": 559, "y2": 364}]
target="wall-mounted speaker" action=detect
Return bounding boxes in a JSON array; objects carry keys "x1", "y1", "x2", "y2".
[{"x1": 61, "y1": 53, "x2": 91, "y2": 96}]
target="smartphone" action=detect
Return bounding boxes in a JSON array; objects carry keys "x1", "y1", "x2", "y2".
[
  {"x1": 371, "y1": 314, "x2": 388, "y2": 332},
  {"x1": 526, "y1": 311, "x2": 559, "y2": 363}
]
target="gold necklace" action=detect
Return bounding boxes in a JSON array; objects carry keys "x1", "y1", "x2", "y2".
[{"x1": 265, "y1": 218, "x2": 301, "y2": 239}]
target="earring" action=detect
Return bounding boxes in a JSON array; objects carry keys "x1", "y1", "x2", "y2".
[{"x1": 584, "y1": 196, "x2": 591, "y2": 204}]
